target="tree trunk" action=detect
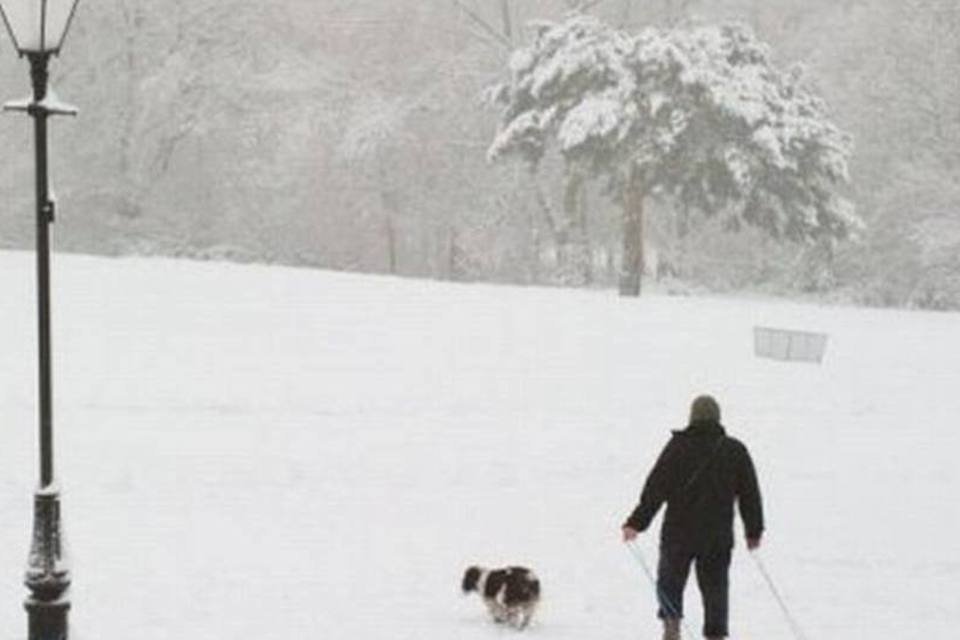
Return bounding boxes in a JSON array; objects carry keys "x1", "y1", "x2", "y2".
[
  {"x1": 447, "y1": 226, "x2": 462, "y2": 281},
  {"x1": 500, "y1": 0, "x2": 513, "y2": 43},
  {"x1": 528, "y1": 189, "x2": 542, "y2": 284},
  {"x1": 562, "y1": 172, "x2": 591, "y2": 286},
  {"x1": 118, "y1": 0, "x2": 144, "y2": 219},
  {"x1": 378, "y1": 161, "x2": 399, "y2": 275},
  {"x1": 385, "y1": 215, "x2": 397, "y2": 274},
  {"x1": 619, "y1": 168, "x2": 645, "y2": 296},
  {"x1": 576, "y1": 176, "x2": 593, "y2": 284},
  {"x1": 530, "y1": 172, "x2": 562, "y2": 281},
  {"x1": 620, "y1": 0, "x2": 633, "y2": 28}
]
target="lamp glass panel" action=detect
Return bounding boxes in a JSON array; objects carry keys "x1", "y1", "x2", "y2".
[
  {"x1": 0, "y1": 0, "x2": 77, "y2": 53},
  {"x1": 41, "y1": 0, "x2": 78, "y2": 51},
  {"x1": 0, "y1": 1, "x2": 42, "y2": 51}
]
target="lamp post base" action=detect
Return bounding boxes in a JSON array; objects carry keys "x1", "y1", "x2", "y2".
[
  {"x1": 24, "y1": 487, "x2": 70, "y2": 640},
  {"x1": 25, "y1": 597, "x2": 70, "y2": 640}
]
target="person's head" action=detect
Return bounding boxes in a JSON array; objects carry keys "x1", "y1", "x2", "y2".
[{"x1": 689, "y1": 394, "x2": 721, "y2": 425}]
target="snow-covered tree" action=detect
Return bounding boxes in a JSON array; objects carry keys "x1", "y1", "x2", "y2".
[{"x1": 487, "y1": 14, "x2": 861, "y2": 295}]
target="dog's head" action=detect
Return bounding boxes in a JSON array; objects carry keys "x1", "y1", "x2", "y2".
[{"x1": 461, "y1": 566, "x2": 484, "y2": 594}]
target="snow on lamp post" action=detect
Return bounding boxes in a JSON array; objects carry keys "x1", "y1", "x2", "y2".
[{"x1": 0, "y1": 1, "x2": 80, "y2": 638}]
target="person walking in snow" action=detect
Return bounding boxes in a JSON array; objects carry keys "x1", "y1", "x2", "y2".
[{"x1": 621, "y1": 395, "x2": 764, "y2": 640}]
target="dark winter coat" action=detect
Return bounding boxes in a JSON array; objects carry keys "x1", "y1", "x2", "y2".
[{"x1": 624, "y1": 421, "x2": 764, "y2": 551}]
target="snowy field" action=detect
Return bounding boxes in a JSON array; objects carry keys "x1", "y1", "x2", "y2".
[{"x1": 1, "y1": 250, "x2": 959, "y2": 639}]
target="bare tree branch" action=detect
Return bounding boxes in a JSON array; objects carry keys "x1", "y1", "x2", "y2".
[
  {"x1": 452, "y1": 0, "x2": 512, "y2": 49},
  {"x1": 565, "y1": 0, "x2": 604, "y2": 11},
  {"x1": 462, "y1": 24, "x2": 510, "y2": 53}
]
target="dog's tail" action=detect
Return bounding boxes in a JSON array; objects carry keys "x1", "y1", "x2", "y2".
[{"x1": 525, "y1": 575, "x2": 541, "y2": 601}]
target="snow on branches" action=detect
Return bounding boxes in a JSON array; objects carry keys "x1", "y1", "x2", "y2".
[{"x1": 487, "y1": 14, "x2": 861, "y2": 243}]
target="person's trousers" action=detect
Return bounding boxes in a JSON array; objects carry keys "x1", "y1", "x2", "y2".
[{"x1": 656, "y1": 543, "x2": 732, "y2": 638}]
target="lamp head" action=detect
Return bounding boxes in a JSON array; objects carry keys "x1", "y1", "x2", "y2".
[{"x1": 0, "y1": 0, "x2": 79, "y2": 56}]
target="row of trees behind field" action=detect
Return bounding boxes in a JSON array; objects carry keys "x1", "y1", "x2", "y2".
[{"x1": 1, "y1": 0, "x2": 958, "y2": 308}]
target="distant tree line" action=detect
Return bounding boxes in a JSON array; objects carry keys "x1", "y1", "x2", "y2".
[{"x1": 0, "y1": 0, "x2": 958, "y2": 309}]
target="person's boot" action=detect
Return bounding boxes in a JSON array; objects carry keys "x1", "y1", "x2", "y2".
[{"x1": 662, "y1": 618, "x2": 680, "y2": 640}]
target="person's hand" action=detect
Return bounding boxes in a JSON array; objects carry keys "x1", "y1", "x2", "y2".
[
  {"x1": 746, "y1": 536, "x2": 762, "y2": 551},
  {"x1": 622, "y1": 526, "x2": 639, "y2": 543}
]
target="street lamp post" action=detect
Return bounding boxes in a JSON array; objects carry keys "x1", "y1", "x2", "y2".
[{"x1": 0, "y1": 2, "x2": 80, "y2": 639}]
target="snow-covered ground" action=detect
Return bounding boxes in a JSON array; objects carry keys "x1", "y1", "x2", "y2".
[{"x1": 1, "y1": 250, "x2": 958, "y2": 639}]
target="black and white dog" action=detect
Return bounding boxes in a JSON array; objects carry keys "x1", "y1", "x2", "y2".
[{"x1": 462, "y1": 565, "x2": 540, "y2": 630}]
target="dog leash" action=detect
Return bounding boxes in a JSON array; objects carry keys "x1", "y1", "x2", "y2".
[
  {"x1": 749, "y1": 550, "x2": 810, "y2": 640},
  {"x1": 625, "y1": 541, "x2": 694, "y2": 639}
]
